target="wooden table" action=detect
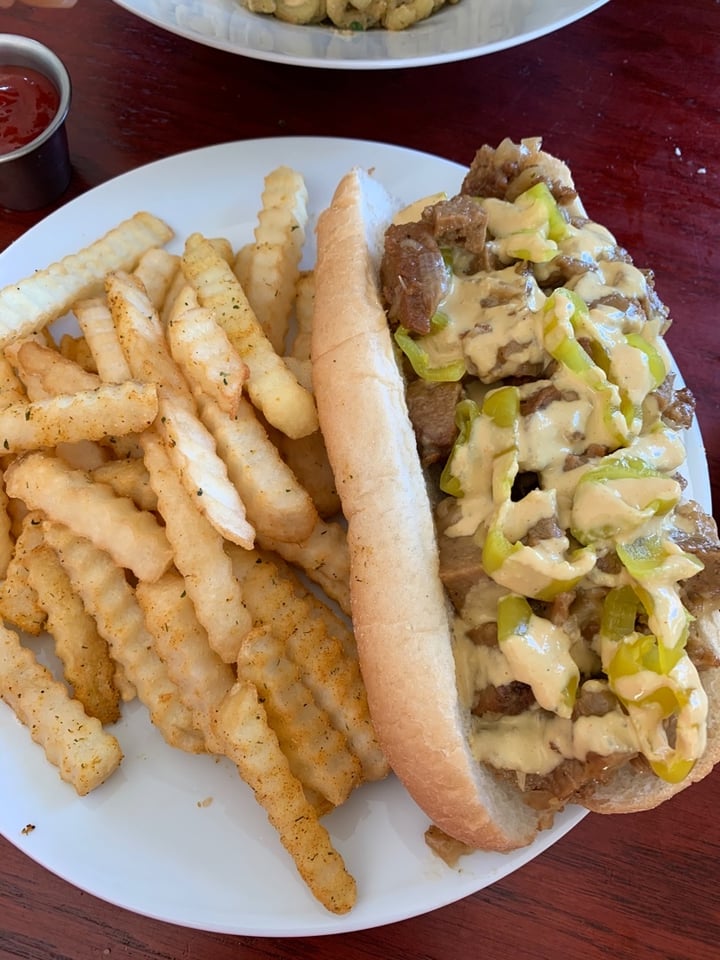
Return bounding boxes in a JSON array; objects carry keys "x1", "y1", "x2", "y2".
[{"x1": 1, "y1": 0, "x2": 719, "y2": 957}]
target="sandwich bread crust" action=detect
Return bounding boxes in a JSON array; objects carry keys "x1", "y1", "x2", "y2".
[{"x1": 312, "y1": 169, "x2": 541, "y2": 849}]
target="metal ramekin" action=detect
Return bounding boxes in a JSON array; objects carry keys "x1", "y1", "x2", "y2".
[{"x1": 0, "y1": 34, "x2": 72, "y2": 211}]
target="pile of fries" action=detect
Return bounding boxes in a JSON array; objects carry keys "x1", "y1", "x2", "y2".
[{"x1": 0, "y1": 167, "x2": 389, "y2": 915}]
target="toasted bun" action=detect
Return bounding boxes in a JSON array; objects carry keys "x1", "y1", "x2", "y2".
[
  {"x1": 312, "y1": 163, "x2": 720, "y2": 849},
  {"x1": 312, "y1": 169, "x2": 541, "y2": 850}
]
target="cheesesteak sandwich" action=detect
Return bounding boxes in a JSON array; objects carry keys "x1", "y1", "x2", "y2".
[{"x1": 311, "y1": 138, "x2": 720, "y2": 851}]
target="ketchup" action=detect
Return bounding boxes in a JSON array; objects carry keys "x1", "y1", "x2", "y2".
[{"x1": 0, "y1": 64, "x2": 60, "y2": 156}]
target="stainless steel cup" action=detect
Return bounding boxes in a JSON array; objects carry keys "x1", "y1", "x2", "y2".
[{"x1": 0, "y1": 34, "x2": 72, "y2": 211}]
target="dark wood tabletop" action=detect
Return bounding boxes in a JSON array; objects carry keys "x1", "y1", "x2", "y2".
[{"x1": 1, "y1": 0, "x2": 719, "y2": 957}]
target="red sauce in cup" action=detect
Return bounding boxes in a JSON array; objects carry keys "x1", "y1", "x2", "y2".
[{"x1": 0, "y1": 64, "x2": 60, "y2": 156}]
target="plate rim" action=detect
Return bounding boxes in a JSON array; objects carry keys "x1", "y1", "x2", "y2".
[{"x1": 109, "y1": 0, "x2": 611, "y2": 70}]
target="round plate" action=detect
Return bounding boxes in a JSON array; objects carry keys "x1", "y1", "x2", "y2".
[
  {"x1": 0, "y1": 136, "x2": 709, "y2": 937},
  {"x1": 111, "y1": 0, "x2": 610, "y2": 70}
]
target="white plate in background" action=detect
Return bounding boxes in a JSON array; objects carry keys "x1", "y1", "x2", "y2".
[
  {"x1": 111, "y1": 0, "x2": 610, "y2": 70},
  {"x1": 0, "y1": 136, "x2": 708, "y2": 937}
]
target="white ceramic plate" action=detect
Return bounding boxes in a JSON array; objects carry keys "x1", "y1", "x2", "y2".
[
  {"x1": 0, "y1": 137, "x2": 710, "y2": 937},
  {"x1": 111, "y1": 0, "x2": 610, "y2": 70}
]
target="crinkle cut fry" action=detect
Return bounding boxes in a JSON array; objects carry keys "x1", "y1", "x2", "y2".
[
  {"x1": 197, "y1": 391, "x2": 317, "y2": 545},
  {"x1": 135, "y1": 570, "x2": 235, "y2": 752},
  {"x1": 166, "y1": 304, "x2": 248, "y2": 418},
  {"x1": 140, "y1": 431, "x2": 252, "y2": 663},
  {"x1": 25, "y1": 542, "x2": 121, "y2": 726},
  {"x1": 0, "y1": 353, "x2": 27, "y2": 410},
  {"x1": 4, "y1": 451, "x2": 173, "y2": 584},
  {"x1": 272, "y1": 425, "x2": 342, "y2": 521},
  {"x1": 104, "y1": 270, "x2": 256, "y2": 550},
  {"x1": 132, "y1": 246, "x2": 180, "y2": 311},
  {"x1": 0, "y1": 211, "x2": 173, "y2": 349},
  {"x1": 181, "y1": 231, "x2": 318, "y2": 440},
  {"x1": 288, "y1": 269, "x2": 315, "y2": 364},
  {"x1": 258, "y1": 518, "x2": 351, "y2": 615},
  {"x1": 243, "y1": 165, "x2": 309, "y2": 354},
  {"x1": 105, "y1": 269, "x2": 194, "y2": 406},
  {"x1": 284, "y1": 616, "x2": 389, "y2": 783},
  {"x1": 9, "y1": 339, "x2": 100, "y2": 401},
  {"x1": 0, "y1": 379, "x2": 159, "y2": 454},
  {"x1": 213, "y1": 681, "x2": 357, "y2": 915},
  {"x1": 237, "y1": 624, "x2": 362, "y2": 807},
  {"x1": 41, "y1": 521, "x2": 205, "y2": 755},
  {"x1": 90, "y1": 457, "x2": 157, "y2": 512},
  {"x1": 73, "y1": 297, "x2": 133, "y2": 384},
  {"x1": 0, "y1": 622, "x2": 123, "y2": 796},
  {"x1": 227, "y1": 543, "x2": 386, "y2": 781},
  {"x1": 155, "y1": 394, "x2": 256, "y2": 550},
  {"x1": 57, "y1": 332, "x2": 98, "y2": 374},
  {"x1": 0, "y1": 470, "x2": 13, "y2": 581},
  {"x1": 0, "y1": 510, "x2": 47, "y2": 635}
]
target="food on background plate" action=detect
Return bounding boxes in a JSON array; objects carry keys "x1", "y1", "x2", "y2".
[
  {"x1": 239, "y1": 0, "x2": 460, "y2": 31},
  {"x1": 0, "y1": 167, "x2": 389, "y2": 915},
  {"x1": 312, "y1": 137, "x2": 720, "y2": 852}
]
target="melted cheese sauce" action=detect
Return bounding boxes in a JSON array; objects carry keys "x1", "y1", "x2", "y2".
[
  {"x1": 469, "y1": 709, "x2": 641, "y2": 776},
  {"x1": 418, "y1": 183, "x2": 710, "y2": 784}
]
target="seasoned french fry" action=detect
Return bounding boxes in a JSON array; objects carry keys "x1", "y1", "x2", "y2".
[
  {"x1": 0, "y1": 380, "x2": 158, "y2": 454},
  {"x1": 157, "y1": 395, "x2": 256, "y2": 550},
  {"x1": 284, "y1": 614, "x2": 388, "y2": 783},
  {"x1": 182, "y1": 232, "x2": 318, "y2": 439},
  {"x1": 26, "y1": 543, "x2": 121, "y2": 726},
  {"x1": 227, "y1": 544, "x2": 315, "y2": 639},
  {"x1": 0, "y1": 510, "x2": 46, "y2": 634},
  {"x1": 7, "y1": 340, "x2": 134, "y2": 466},
  {"x1": 226, "y1": 543, "x2": 384, "y2": 779},
  {"x1": 42, "y1": 521, "x2": 205, "y2": 754},
  {"x1": 105, "y1": 270, "x2": 193, "y2": 405},
  {"x1": 90, "y1": 457, "x2": 158, "y2": 512},
  {"x1": 163, "y1": 282, "x2": 200, "y2": 326},
  {"x1": 274, "y1": 428, "x2": 341, "y2": 520},
  {"x1": 71, "y1": 298, "x2": 148, "y2": 455},
  {"x1": 113, "y1": 661, "x2": 137, "y2": 704},
  {"x1": 243, "y1": 166, "x2": 309, "y2": 354},
  {"x1": 160, "y1": 269, "x2": 196, "y2": 327},
  {"x1": 55, "y1": 439, "x2": 110, "y2": 472},
  {"x1": 198, "y1": 391, "x2": 317, "y2": 544},
  {"x1": 0, "y1": 212, "x2": 173, "y2": 348},
  {"x1": 0, "y1": 354, "x2": 27, "y2": 409},
  {"x1": 259, "y1": 519, "x2": 351, "y2": 615},
  {"x1": 290, "y1": 269, "x2": 315, "y2": 364},
  {"x1": 237, "y1": 625, "x2": 362, "y2": 807},
  {"x1": 0, "y1": 473, "x2": 14, "y2": 580},
  {"x1": 232, "y1": 241, "x2": 253, "y2": 291},
  {"x1": 302, "y1": 581, "x2": 358, "y2": 661},
  {"x1": 104, "y1": 271, "x2": 254, "y2": 547},
  {"x1": 0, "y1": 622, "x2": 123, "y2": 795},
  {"x1": 166, "y1": 305, "x2": 248, "y2": 417},
  {"x1": 206, "y1": 236, "x2": 234, "y2": 264},
  {"x1": 58, "y1": 333, "x2": 98, "y2": 374},
  {"x1": 132, "y1": 247, "x2": 180, "y2": 310},
  {"x1": 141, "y1": 431, "x2": 252, "y2": 661},
  {"x1": 5, "y1": 452, "x2": 173, "y2": 583},
  {"x1": 135, "y1": 570, "x2": 235, "y2": 750},
  {"x1": 213, "y1": 681, "x2": 357, "y2": 915},
  {"x1": 73, "y1": 297, "x2": 132, "y2": 383},
  {"x1": 10, "y1": 339, "x2": 100, "y2": 400}
]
